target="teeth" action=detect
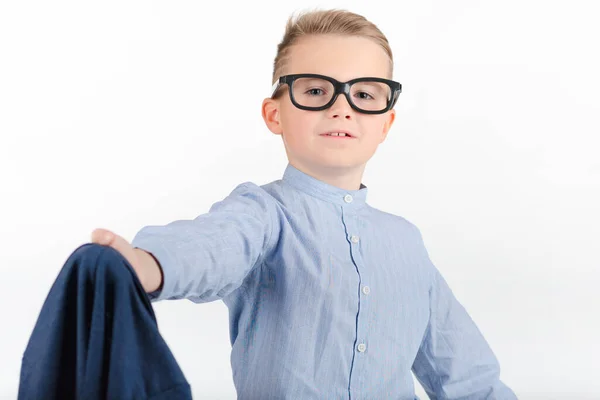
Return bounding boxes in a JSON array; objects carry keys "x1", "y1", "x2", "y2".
[{"x1": 328, "y1": 132, "x2": 348, "y2": 137}]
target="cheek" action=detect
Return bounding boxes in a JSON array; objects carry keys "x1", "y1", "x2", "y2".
[
  {"x1": 281, "y1": 108, "x2": 319, "y2": 134},
  {"x1": 358, "y1": 117, "x2": 386, "y2": 139}
]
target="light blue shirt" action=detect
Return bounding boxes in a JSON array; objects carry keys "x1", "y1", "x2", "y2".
[{"x1": 131, "y1": 163, "x2": 517, "y2": 399}]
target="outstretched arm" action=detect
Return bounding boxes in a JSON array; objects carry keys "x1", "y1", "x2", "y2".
[{"x1": 131, "y1": 182, "x2": 279, "y2": 303}]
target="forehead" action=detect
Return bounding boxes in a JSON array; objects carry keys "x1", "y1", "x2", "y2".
[{"x1": 284, "y1": 34, "x2": 390, "y2": 81}]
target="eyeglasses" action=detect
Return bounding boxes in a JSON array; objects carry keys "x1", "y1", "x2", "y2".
[{"x1": 270, "y1": 73, "x2": 402, "y2": 114}]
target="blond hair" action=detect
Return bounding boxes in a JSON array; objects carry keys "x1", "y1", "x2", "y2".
[{"x1": 272, "y1": 9, "x2": 393, "y2": 84}]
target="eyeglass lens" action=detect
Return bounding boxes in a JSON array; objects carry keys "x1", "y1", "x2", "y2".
[{"x1": 291, "y1": 77, "x2": 392, "y2": 111}]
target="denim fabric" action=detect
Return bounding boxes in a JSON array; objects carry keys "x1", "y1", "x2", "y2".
[{"x1": 18, "y1": 243, "x2": 192, "y2": 400}]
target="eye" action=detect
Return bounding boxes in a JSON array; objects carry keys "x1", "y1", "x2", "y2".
[
  {"x1": 306, "y1": 88, "x2": 326, "y2": 96},
  {"x1": 355, "y1": 91, "x2": 374, "y2": 100}
]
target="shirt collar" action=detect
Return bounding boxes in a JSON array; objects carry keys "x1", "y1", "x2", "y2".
[{"x1": 282, "y1": 163, "x2": 368, "y2": 208}]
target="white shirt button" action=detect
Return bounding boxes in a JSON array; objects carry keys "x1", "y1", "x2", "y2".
[
  {"x1": 344, "y1": 194, "x2": 353, "y2": 203},
  {"x1": 357, "y1": 343, "x2": 366, "y2": 352},
  {"x1": 362, "y1": 285, "x2": 370, "y2": 295},
  {"x1": 350, "y1": 235, "x2": 359, "y2": 244}
]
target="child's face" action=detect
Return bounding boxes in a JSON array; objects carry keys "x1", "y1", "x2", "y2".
[{"x1": 262, "y1": 34, "x2": 396, "y2": 182}]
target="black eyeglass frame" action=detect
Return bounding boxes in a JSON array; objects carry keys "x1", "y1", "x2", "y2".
[{"x1": 270, "y1": 73, "x2": 402, "y2": 115}]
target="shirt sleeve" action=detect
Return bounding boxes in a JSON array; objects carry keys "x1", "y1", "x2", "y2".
[
  {"x1": 410, "y1": 227, "x2": 518, "y2": 399},
  {"x1": 130, "y1": 182, "x2": 278, "y2": 303}
]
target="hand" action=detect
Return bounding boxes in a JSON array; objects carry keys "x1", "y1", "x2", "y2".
[{"x1": 91, "y1": 228, "x2": 162, "y2": 293}]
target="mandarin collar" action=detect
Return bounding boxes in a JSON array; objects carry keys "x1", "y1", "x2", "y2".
[{"x1": 282, "y1": 163, "x2": 368, "y2": 208}]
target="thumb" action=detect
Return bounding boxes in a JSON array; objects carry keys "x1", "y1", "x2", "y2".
[
  {"x1": 91, "y1": 228, "x2": 114, "y2": 246},
  {"x1": 91, "y1": 228, "x2": 137, "y2": 266}
]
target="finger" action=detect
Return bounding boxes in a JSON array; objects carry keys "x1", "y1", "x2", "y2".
[
  {"x1": 103, "y1": 231, "x2": 138, "y2": 266},
  {"x1": 91, "y1": 228, "x2": 113, "y2": 245},
  {"x1": 91, "y1": 228, "x2": 138, "y2": 270}
]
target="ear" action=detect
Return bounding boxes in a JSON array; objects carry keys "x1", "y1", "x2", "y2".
[
  {"x1": 379, "y1": 109, "x2": 396, "y2": 143},
  {"x1": 262, "y1": 97, "x2": 283, "y2": 135}
]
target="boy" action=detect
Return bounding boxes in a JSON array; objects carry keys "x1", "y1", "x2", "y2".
[{"x1": 72, "y1": 8, "x2": 515, "y2": 400}]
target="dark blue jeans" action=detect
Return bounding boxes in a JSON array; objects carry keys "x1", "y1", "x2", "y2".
[{"x1": 18, "y1": 243, "x2": 192, "y2": 399}]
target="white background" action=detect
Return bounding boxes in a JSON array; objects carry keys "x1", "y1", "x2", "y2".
[{"x1": 1, "y1": 0, "x2": 599, "y2": 399}]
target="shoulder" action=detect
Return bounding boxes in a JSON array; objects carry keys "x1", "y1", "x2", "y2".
[
  {"x1": 365, "y1": 204, "x2": 423, "y2": 239},
  {"x1": 209, "y1": 181, "x2": 278, "y2": 216}
]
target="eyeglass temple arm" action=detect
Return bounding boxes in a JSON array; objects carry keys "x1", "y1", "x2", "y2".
[{"x1": 270, "y1": 80, "x2": 281, "y2": 96}]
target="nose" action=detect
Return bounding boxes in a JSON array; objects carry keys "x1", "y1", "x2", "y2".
[{"x1": 327, "y1": 94, "x2": 353, "y2": 120}]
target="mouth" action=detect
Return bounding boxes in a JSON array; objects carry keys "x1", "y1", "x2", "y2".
[{"x1": 319, "y1": 131, "x2": 356, "y2": 139}]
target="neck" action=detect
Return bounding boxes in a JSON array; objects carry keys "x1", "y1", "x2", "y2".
[{"x1": 289, "y1": 161, "x2": 365, "y2": 191}]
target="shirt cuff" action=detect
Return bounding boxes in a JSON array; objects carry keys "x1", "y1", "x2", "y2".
[{"x1": 131, "y1": 238, "x2": 177, "y2": 302}]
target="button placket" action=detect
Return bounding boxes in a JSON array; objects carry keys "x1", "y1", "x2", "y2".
[{"x1": 341, "y1": 206, "x2": 369, "y2": 374}]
